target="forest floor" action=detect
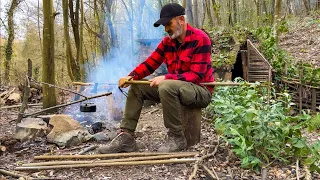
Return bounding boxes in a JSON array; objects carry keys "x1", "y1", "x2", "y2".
[
  {"x1": 2, "y1": 103, "x2": 320, "y2": 180},
  {"x1": 1, "y1": 15, "x2": 320, "y2": 180},
  {"x1": 279, "y1": 14, "x2": 320, "y2": 66}
]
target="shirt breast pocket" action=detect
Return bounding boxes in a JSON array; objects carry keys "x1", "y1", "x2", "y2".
[{"x1": 179, "y1": 56, "x2": 192, "y2": 72}]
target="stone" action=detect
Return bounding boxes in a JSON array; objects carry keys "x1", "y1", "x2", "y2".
[
  {"x1": 93, "y1": 131, "x2": 117, "y2": 142},
  {"x1": 15, "y1": 118, "x2": 48, "y2": 142},
  {"x1": 47, "y1": 114, "x2": 92, "y2": 147}
]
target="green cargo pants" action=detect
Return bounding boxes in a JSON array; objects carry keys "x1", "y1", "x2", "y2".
[{"x1": 120, "y1": 80, "x2": 212, "y2": 136}]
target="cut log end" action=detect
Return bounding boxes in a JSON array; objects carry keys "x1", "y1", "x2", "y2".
[{"x1": 1, "y1": 145, "x2": 6, "y2": 152}]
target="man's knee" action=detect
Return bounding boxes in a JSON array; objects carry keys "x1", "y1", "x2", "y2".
[{"x1": 158, "y1": 80, "x2": 179, "y2": 96}]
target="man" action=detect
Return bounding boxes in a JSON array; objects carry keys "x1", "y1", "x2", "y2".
[{"x1": 98, "y1": 3, "x2": 214, "y2": 153}]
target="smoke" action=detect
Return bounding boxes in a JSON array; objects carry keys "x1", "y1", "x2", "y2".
[{"x1": 65, "y1": 0, "x2": 164, "y2": 123}]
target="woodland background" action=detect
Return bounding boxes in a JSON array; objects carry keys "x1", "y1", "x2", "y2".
[{"x1": 0, "y1": 0, "x2": 319, "y2": 107}]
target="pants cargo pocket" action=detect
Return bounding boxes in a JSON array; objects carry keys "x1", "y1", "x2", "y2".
[{"x1": 179, "y1": 84, "x2": 196, "y2": 106}]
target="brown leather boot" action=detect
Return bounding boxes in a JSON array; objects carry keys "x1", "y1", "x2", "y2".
[
  {"x1": 158, "y1": 132, "x2": 187, "y2": 152},
  {"x1": 97, "y1": 129, "x2": 137, "y2": 154}
]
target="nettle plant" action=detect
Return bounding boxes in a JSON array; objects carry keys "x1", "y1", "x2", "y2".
[{"x1": 206, "y1": 80, "x2": 320, "y2": 171}]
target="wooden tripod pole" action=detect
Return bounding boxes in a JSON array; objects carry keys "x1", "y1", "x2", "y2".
[{"x1": 23, "y1": 92, "x2": 112, "y2": 118}]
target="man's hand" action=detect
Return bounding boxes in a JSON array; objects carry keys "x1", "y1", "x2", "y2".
[
  {"x1": 118, "y1": 76, "x2": 133, "y2": 88},
  {"x1": 149, "y1": 76, "x2": 165, "y2": 87}
]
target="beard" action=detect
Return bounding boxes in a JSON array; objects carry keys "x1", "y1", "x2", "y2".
[{"x1": 167, "y1": 23, "x2": 182, "y2": 39}]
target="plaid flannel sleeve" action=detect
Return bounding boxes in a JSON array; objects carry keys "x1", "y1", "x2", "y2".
[
  {"x1": 128, "y1": 41, "x2": 165, "y2": 80},
  {"x1": 164, "y1": 37, "x2": 211, "y2": 83}
]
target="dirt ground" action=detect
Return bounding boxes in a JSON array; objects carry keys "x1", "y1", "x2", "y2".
[
  {"x1": 279, "y1": 15, "x2": 320, "y2": 66},
  {"x1": 1, "y1": 101, "x2": 320, "y2": 180}
]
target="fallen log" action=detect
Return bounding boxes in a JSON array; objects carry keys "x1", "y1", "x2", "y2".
[
  {"x1": 16, "y1": 158, "x2": 197, "y2": 171},
  {"x1": 23, "y1": 152, "x2": 197, "y2": 167},
  {"x1": 5, "y1": 93, "x2": 21, "y2": 105},
  {"x1": 1, "y1": 87, "x2": 15, "y2": 99},
  {"x1": 34, "y1": 151, "x2": 196, "y2": 160}
]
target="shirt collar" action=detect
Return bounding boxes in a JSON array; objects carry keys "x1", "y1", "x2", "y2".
[{"x1": 167, "y1": 23, "x2": 194, "y2": 46}]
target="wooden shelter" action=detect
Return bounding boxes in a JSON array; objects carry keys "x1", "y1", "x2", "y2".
[{"x1": 222, "y1": 39, "x2": 272, "y2": 84}]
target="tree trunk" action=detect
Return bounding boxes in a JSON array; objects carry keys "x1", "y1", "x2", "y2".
[
  {"x1": 211, "y1": 0, "x2": 221, "y2": 25},
  {"x1": 186, "y1": 0, "x2": 194, "y2": 25},
  {"x1": 3, "y1": 0, "x2": 20, "y2": 85},
  {"x1": 228, "y1": 0, "x2": 233, "y2": 26},
  {"x1": 233, "y1": 0, "x2": 237, "y2": 25},
  {"x1": 262, "y1": 0, "x2": 267, "y2": 15},
  {"x1": 205, "y1": 0, "x2": 214, "y2": 28},
  {"x1": 274, "y1": 0, "x2": 282, "y2": 22},
  {"x1": 193, "y1": 0, "x2": 199, "y2": 27},
  {"x1": 302, "y1": 0, "x2": 310, "y2": 14},
  {"x1": 200, "y1": 1, "x2": 206, "y2": 27},
  {"x1": 62, "y1": 0, "x2": 75, "y2": 82},
  {"x1": 270, "y1": 0, "x2": 276, "y2": 23},
  {"x1": 106, "y1": 0, "x2": 117, "y2": 48},
  {"x1": 69, "y1": 0, "x2": 81, "y2": 80},
  {"x1": 79, "y1": 0, "x2": 85, "y2": 81},
  {"x1": 42, "y1": 0, "x2": 57, "y2": 108},
  {"x1": 255, "y1": 0, "x2": 261, "y2": 26},
  {"x1": 136, "y1": 0, "x2": 146, "y2": 39},
  {"x1": 286, "y1": 0, "x2": 292, "y2": 14},
  {"x1": 182, "y1": 0, "x2": 186, "y2": 8}
]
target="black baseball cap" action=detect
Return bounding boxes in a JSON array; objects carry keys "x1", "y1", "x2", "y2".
[{"x1": 153, "y1": 3, "x2": 185, "y2": 27}]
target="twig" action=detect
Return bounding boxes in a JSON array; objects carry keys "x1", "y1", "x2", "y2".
[
  {"x1": 226, "y1": 166, "x2": 233, "y2": 179},
  {"x1": 16, "y1": 158, "x2": 197, "y2": 171},
  {"x1": 149, "y1": 108, "x2": 160, "y2": 114},
  {"x1": 29, "y1": 76, "x2": 88, "y2": 99},
  {"x1": 200, "y1": 136, "x2": 220, "y2": 161},
  {"x1": 17, "y1": 59, "x2": 32, "y2": 123},
  {"x1": 77, "y1": 145, "x2": 98, "y2": 155},
  {"x1": 201, "y1": 116, "x2": 211, "y2": 122},
  {"x1": 261, "y1": 167, "x2": 267, "y2": 180},
  {"x1": 2, "y1": 87, "x2": 16, "y2": 99},
  {"x1": 201, "y1": 165, "x2": 217, "y2": 179},
  {"x1": 23, "y1": 153, "x2": 198, "y2": 167},
  {"x1": 0, "y1": 103, "x2": 42, "y2": 109},
  {"x1": 304, "y1": 164, "x2": 311, "y2": 180},
  {"x1": 189, "y1": 136, "x2": 220, "y2": 180},
  {"x1": 34, "y1": 151, "x2": 197, "y2": 160},
  {"x1": 188, "y1": 164, "x2": 198, "y2": 180},
  {"x1": 0, "y1": 168, "x2": 31, "y2": 179},
  {"x1": 23, "y1": 92, "x2": 112, "y2": 118},
  {"x1": 211, "y1": 166, "x2": 220, "y2": 180},
  {"x1": 296, "y1": 159, "x2": 300, "y2": 180}
]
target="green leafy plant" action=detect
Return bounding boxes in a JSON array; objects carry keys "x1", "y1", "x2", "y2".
[
  {"x1": 206, "y1": 80, "x2": 320, "y2": 171},
  {"x1": 211, "y1": 52, "x2": 235, "y2": 69},
  {"x1": 308, "y1": 113, "x2": 320, "y2": 132}
]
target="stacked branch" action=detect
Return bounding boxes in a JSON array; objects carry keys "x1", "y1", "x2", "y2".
[{"x1": 16, "y1": 152, "x2": 198, "y2": 171}]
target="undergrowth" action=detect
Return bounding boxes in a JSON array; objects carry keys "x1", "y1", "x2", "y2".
[{"x1": 206, "y1": 79, "x2": 320, "y2": 172}]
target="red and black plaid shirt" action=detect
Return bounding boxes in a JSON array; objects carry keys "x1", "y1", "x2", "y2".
[{"x1": 129, "y1": 24, "x2": 214, "y2": 92}]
